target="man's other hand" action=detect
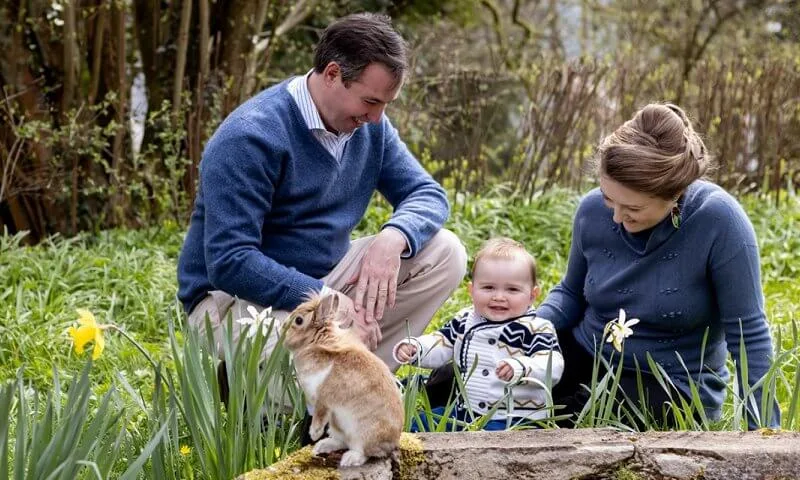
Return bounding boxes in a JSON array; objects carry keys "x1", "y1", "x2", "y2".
[{"x1": 330, "y1": 291, "x2": 381, "y2": 350}]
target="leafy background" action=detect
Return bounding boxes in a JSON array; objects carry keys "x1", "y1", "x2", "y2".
[{"x1": 2, "y1": 0, "x2": 800, "y2": 478}]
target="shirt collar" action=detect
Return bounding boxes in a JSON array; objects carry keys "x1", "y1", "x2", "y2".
[{"x1": 288, "y1": 70, "x2": 333, "y2": 133}]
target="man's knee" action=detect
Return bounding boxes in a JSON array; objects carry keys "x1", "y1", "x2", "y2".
[{"x1": 427, "y1": 228, "x2": 468, "y2": 282}]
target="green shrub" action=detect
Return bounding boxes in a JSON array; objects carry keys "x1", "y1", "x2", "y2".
[{"x1": 0, "y1": 188, "x2": 798, "y2": 477}]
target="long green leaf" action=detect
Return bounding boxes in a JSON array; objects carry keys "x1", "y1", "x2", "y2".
[{"x1": 118, "y1": 416, "x2": 172, "y2": 480}]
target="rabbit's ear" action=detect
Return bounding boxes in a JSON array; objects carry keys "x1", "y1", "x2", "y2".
[{"x1": 316, "y1": 293, "x2": 339, "y2": 324}]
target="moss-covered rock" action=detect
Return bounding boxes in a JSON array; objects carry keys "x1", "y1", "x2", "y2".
[
  {"x1": 238, "y1": 446, "x2": 340, "y2": 480},
  {"x1": 240, "y1": 432, "x2": 424, "y2": 479},
  {"x1": 396, "y1": 433, "x2": 425, "y2": 480}
]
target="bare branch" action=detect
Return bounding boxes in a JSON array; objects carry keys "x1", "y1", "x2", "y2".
[
  {"x1": 88, "y1": 6, "x2": 107, "y2": 105},
  {"x1": 253, "y1": 0, "x2": 320, "y2": 54},
  {"x1": 480, "y1": 0, "x2": 511, "y2": 68},
  {"x1": 511, "y1": 0, "x2": 536, "y2": 42},
  {"x1": 61, "y1": 0, "x2": 78, "y2": 116},
  {"x1": 172, "y1": 0, "x2": 193, "y2": 116},
  {"x1": 242, "y1": 0, "x2": 274, "y2": 97}
]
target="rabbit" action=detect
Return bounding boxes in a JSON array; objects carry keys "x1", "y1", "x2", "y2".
[{"x1": 283, "y1": 292, "x2": 404, "y2": 468}]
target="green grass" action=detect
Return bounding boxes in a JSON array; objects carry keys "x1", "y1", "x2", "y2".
[{"x1": 0, "y1": 187, "x2": 798, "y2": 478}]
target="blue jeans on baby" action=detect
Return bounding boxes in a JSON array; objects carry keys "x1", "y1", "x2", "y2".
[{"x1": 410, "y1": 406, "x2": 529, "y2": 432}]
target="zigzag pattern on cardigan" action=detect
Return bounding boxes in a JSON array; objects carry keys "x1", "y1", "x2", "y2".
[{"x1": 499, "y1": 322, "x2": 560, "y2": 355}]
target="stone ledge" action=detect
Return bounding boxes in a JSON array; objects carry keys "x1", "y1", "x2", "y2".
[
  {"x1": 242, "y1": 428, "x2": 800, "y2": 480},
  {"x1": 410, "y1": 429, "x2": 800, "y2": 479}
]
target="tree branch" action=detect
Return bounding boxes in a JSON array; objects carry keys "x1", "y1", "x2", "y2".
[
  {"x1": 61, "y1": 0, "x2": 78, "y2": 117},
  {"x1": 172, "y1": 0, "x2": 193, "y2": 117},
  {"x1": 511, "y1": 0, "x2": 536, "y2": 42},
  {"x1": 253, "y1": 0, "x2": 319, "y2": 54},
  {"x1": 88, "y1": 6, "x2": 106, "y2": 106},
  {"x1": 242, "y1": 0, "x2": 274, "y2": 97}
]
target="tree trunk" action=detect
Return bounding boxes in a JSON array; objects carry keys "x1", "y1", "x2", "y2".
[
  {"x1": 0, "y1": 1, "x2": 59, "y2": 240},
  {"x1": 214, "y1": 0, "x2": 259, "y2": 113},
  {"x1": 173, "y1": 0, "x2": 193, "y2": 117}
]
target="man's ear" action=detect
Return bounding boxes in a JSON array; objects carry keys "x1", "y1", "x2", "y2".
[
  {"x1": 323, "y1": 62, "x2": 341, "y2": 86},
  {"x1": 317, "y1": 293, "x2": 340, "y2": 323}
]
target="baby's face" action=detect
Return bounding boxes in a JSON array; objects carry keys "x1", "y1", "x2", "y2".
[{"x1": 469, "y1": 257, "x2": 536, "y2": 322}]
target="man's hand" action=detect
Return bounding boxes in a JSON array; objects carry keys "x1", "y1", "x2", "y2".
[
  {"x1": 332, "y1": 292, "x2": 381, "y2": 351},
  {"x1": 495, "y1": 361, "x2": 514, "y2": 382},
  {"x1": 349, "y1": 229, "x2": 406, "y2": 325},
  {"x1": 352, "y1": 307, "x2": 381, "y2": 351}
]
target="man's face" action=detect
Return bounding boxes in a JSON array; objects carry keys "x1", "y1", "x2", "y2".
[{"x1": 320, "y1": 62, "x2": 403, "y2": 134}]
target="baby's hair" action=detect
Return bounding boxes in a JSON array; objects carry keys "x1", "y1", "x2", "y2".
[{"x1": 472, "y1": 237, "x2": 537, "y2": 285}]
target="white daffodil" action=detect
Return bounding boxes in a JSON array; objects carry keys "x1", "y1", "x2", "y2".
[
  {"x1": 237, "y1": 305, "x2": 275, "y2": 338},
  {"x1": 605, "y1": 308, "x2": 640, "y2": 352}
]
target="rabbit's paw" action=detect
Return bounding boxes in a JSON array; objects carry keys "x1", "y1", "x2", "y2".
[
  {"x1": 312, "y1": 437, "x2": 346, "y2": 456},
  {"x1": 309, "y1": 422, "x2": 326, "y2": 441},
  {"x1": 339, "y1": 449, "x2": 367, "y2": 467}
]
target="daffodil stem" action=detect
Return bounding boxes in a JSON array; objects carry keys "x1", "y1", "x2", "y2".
[
  {"x1": 107, "y1": 325, "x2": 189, "y2": 421},
  {"x1": 108, "y1": 325, "x2": 158, "y2": 372}
]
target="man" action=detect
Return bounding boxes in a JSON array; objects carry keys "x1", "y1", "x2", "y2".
[{"x1": 177, "y1": 13, "x2": 466, "y2": 375}]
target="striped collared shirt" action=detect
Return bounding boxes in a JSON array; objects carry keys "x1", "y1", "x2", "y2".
[
  {"x1": 287, "y1": 71, "x2": 353, "y2": 163},
  {"x1": 287, "y1": 70, "x2": 412, "y2": 259}
]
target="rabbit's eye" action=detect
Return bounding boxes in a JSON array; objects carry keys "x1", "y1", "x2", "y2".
[{"x1": 294, "y1": 317, "x2": 303, "y2": 326}]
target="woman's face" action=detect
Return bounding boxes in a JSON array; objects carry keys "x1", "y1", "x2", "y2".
[{"x1": 599, "y1": 176, "x2": 675, "y2": 233}]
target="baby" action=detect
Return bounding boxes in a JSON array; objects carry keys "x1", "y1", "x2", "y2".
[{"x1": 394, "y1": 237, "x2": 564, "y2": 430}]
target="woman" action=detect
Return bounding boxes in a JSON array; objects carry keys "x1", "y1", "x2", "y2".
[{"x1": 538, "y1": 103, "x2": 780, "y2": 429}]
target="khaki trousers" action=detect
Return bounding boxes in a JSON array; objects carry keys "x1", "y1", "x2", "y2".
[{"x1": 187, "y1": 229, "x2": 467, "y2": 372}]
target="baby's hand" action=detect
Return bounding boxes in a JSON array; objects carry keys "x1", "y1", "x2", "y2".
[
  {"x1": 495, "y1": 361, "x2": 514, "y2": 381},
  {"x1": 396, "y1": 343, "x2": 418, "y2": 363}
]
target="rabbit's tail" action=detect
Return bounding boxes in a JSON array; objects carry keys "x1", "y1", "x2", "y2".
[{"x1": 364, "y1": 440, "x2": 399, "y2": 459}]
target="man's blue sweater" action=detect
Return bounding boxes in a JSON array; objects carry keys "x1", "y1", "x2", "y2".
[
  {"x1": 177, "y1": 80, "x2": 448, "y2": 313},
  {"x1": 537, "y1": 180, "x2": 780, "y2": 426}
]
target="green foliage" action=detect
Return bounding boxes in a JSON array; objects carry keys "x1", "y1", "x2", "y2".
[
  {"x1": 129, "y1": 98, "x2": 206, "y2": 226},
  {"x1": 743, "y1": 193, "x2": 800, "y2": 329},
  {"x1": 0, "y1": 294, "x2": 306, "y2": 478},
  {"x1": 0, "y1": 226, "x2": 180, "y2": 387},
  {"x1": 169, "y1": 314, "x2": 306, "y2": 479},
  {"x1": 0, "y1": 189, "x2": 799, "y2": 477},
  {"x1": 0, "y1": 363, "x2": 170, "y2": 480},
  {"x1": 2, "y1": 94, "x2": 121, "y2": 233},
  {"x1": 4, "y1": 0, "x2": 799, "y2": 239}
]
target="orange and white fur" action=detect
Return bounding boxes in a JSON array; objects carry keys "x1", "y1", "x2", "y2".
[{"x1": 284, "y1": 293, "x2": 403, "y2": 467}]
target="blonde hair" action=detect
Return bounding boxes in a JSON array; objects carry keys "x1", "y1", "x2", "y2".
[
  {"x1": 597, "y1": 103, "x2": 716, "y2": 200},
  {"x1": 472, "y1": 237, "x2": 537, "y2": 285}
]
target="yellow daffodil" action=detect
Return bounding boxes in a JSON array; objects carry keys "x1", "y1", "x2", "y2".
[
  {"x1": 67, "y1": 309, "x2": 111, "y2": 360},
  {"x1": 605, "y1": 308, "x2": 640, "y2": 352},
  {"x1": 180, "y1": 445, "x2": 191, "y2": 456}
]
